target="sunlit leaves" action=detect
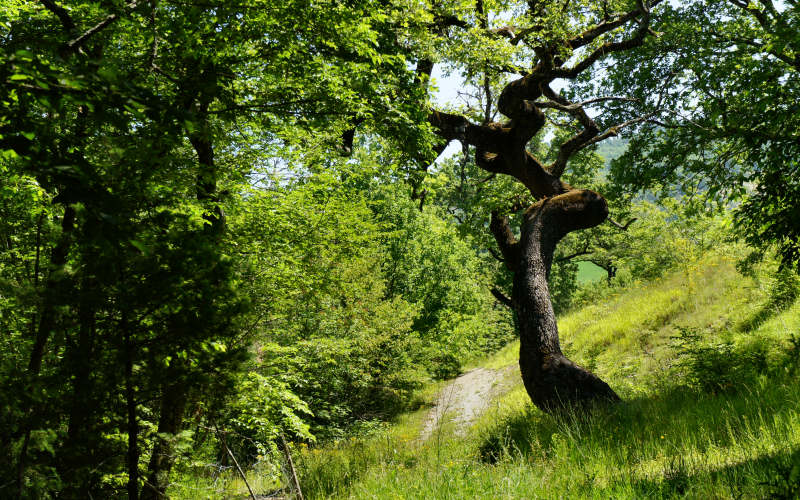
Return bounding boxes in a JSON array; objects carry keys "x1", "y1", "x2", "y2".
[{"x1": 596, "y1": 0, "x2": 800, "y2": 266}]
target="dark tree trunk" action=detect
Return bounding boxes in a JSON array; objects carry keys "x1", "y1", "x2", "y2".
[
  {"x1": 141, "y1": 96, "x2": 221, "y2": 499},
  {"x1": 124, "y1": 315, "x2": 139, "y2": 500},
  {"x1": 140, "y1": 381, "x2": 188, "y2": 500},
  {"x1": 511, "y1": 191, "x2": 620, "y2": 411}
]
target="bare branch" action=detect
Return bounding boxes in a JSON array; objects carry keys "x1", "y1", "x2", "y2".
[
  {"x1": 491, "y1": 287, "x2": 513, "y2": 308},
  {"x1": 608, "y1": 217, "x2": 637, "y2": 230}
]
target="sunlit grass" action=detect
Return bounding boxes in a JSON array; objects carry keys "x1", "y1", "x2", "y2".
[
  {"x1": 172, "y1": 252, "x2": 800, "y2": 499},
  {"x1": 288, "y1": 252, "x2": 800, "y2": 499}
]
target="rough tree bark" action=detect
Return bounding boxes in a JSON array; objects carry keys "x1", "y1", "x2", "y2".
[
  {"x1": 497, "y1": 194, "x2": 620, "y2": 411},
  {"x1": 422, "y1": 0, "x2": 661, "y2": 412}
]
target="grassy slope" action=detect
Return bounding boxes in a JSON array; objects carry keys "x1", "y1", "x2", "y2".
[
  {"x1": 295, "y1": 252, "x2": 800, "y2": 499},
  {"x1": 577, "y1": 261, "x2": 607, "y2": 284}
]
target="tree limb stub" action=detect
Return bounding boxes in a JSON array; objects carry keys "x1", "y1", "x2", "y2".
[
  {"x1": 490, "y1": 211, "x2": 520, "y2": 271},
  {"x1": 491, "y1": 287, "x2": 513, "y2": 308}
]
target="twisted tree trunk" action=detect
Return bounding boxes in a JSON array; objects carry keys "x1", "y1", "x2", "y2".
[
  {"x1": 511, "y1": 192, "x2": 619, "y2": 410},
  {"x1": 338, "y1": 0, "x2": 661, "y2": 411},
  {"x1": 417, "y1": 0, "x2": 660, "y2": 412}
]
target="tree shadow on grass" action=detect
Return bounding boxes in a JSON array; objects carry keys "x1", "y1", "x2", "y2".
[
  {"x1": 625, "y1": 447, "x2": 800, "y2": 499},
  {"x1": 738, "y1": 303, "x2": 783, "y2": 333},
  {"x1": 738, "y1": 271, "x2": 800, "y2": 333}
]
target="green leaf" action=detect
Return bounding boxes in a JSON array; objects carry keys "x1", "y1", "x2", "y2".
[{"x1": 130, "y1": 240, "x2": 149, "y2": 254}]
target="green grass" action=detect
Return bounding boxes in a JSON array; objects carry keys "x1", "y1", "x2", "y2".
[
  {"x1": 174, "y1": 252, "x2": 800, "y2": 499},
  {"x1": 577, "y1": 261, "x2": 607, "y2": 284}
]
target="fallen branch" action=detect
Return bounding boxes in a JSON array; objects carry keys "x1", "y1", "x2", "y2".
[{"x1": 215, "y1": 425, "x2": 256, "y2": 500}]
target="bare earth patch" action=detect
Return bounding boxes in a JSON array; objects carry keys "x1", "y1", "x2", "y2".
[{"x1": 421, "y1": 366, "x2": 516, "y2": 440}]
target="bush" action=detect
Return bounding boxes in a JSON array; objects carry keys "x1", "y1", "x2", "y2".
[
  {"x1": 769, "y1": 268, "x2": 800, "y2": 311},
  {"x1": 671, "y1": 328, "x2": 768, "y2": 394}
]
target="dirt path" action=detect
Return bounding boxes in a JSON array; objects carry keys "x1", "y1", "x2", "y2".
[{"x1": 420, "y1": 366, "x2": 516, "y2": 440}]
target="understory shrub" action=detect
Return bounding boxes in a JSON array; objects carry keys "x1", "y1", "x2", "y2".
[{"x1": 671, "y1": 327, "x2": 769, "y2": 394}]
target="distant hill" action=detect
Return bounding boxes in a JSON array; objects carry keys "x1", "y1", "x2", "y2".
[{"x1": 596, "y1": 137, "x2": 629, "y2": 166}]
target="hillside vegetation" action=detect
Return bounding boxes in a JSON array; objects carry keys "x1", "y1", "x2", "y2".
[{"x1": 184, "y1": 249, "x2": 800, "y2": 499}]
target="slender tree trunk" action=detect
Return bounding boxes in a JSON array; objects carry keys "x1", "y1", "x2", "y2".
[
  {"x1": 27, "y1": 205, "x2": 75, "y2": 374},
  {"x1": 65, "y1": 281, "x2": 97, "y2": 441},
  {"x1": 124, "y1": 315, "x2": 140, "y2": 500},
  {"x1": 505, "y1": 191, "x2": 620, "y2": 412},
  {"x1": 140, "y1": 381, "x2": 188, "y2": 500},
  {"x1": 17, "y1": 205, "x2": 76, "y2": 495},
  {"x1": 58, "y1": 275, "x2": 99, "y2": 495}
]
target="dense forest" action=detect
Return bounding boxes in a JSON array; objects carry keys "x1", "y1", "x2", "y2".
[{"x1": 1, "y1": 0, "x2": 798, "y2": 498}]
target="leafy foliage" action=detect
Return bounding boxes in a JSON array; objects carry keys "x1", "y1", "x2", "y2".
[{"x1": 596, "y1": 0, "x2": 800, "y2": 268}]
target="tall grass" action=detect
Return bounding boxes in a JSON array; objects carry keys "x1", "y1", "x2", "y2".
[{"x1": 290, "y1": 252, "x2": 800, "y2": 499}]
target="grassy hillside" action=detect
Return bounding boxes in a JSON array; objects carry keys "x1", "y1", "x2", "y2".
[
  {"x1": 577, "y1": 261, "x2": 607, "y2": 284},
  {"x1": 176, "y1": 251, "x2": 800, "y2": 498}
]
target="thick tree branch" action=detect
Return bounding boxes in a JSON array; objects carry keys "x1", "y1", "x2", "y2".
[
  {"x1": 39, "y1": 0, "x2": 76, "y2": 33},
  {"x1": 556, "y1": 242, "x2": 591, "y2": 262},
  {"x1": 491, "y1": 287, "x2": 513, "y2": 308},
  {"x1": 427, "y1": 0, "x2": 662, "y2": 200},
  {"x1": 64, "y1": 1, "x2": 141, "y2": 55},
  {"x1": 549, "y1": 0, "x2": 659, "y2": 79},
  {"x1": 490, "y1": 211, "x2": 520, "y2": 271},
  {"x1": 568, "y1": 0, "x2": 664, "y2": 50},
  {"x1": 429, "y1": 111, "x2": 510, "y2": 155},
  {"x1": 338, "y1": 116, "x2": 364, "y2": 155},
  {"x1": 488, "y1": 247, "x2": 505, "y2": 263}
]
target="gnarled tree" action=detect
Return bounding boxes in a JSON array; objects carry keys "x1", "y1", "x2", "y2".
[{"x1": 416, "y1": 0, "x2": 665, "y2": 411}]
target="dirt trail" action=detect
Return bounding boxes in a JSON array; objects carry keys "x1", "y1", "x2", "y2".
[{"x1": 420, "y1": 365, "x2": 516, "y2": 440}]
